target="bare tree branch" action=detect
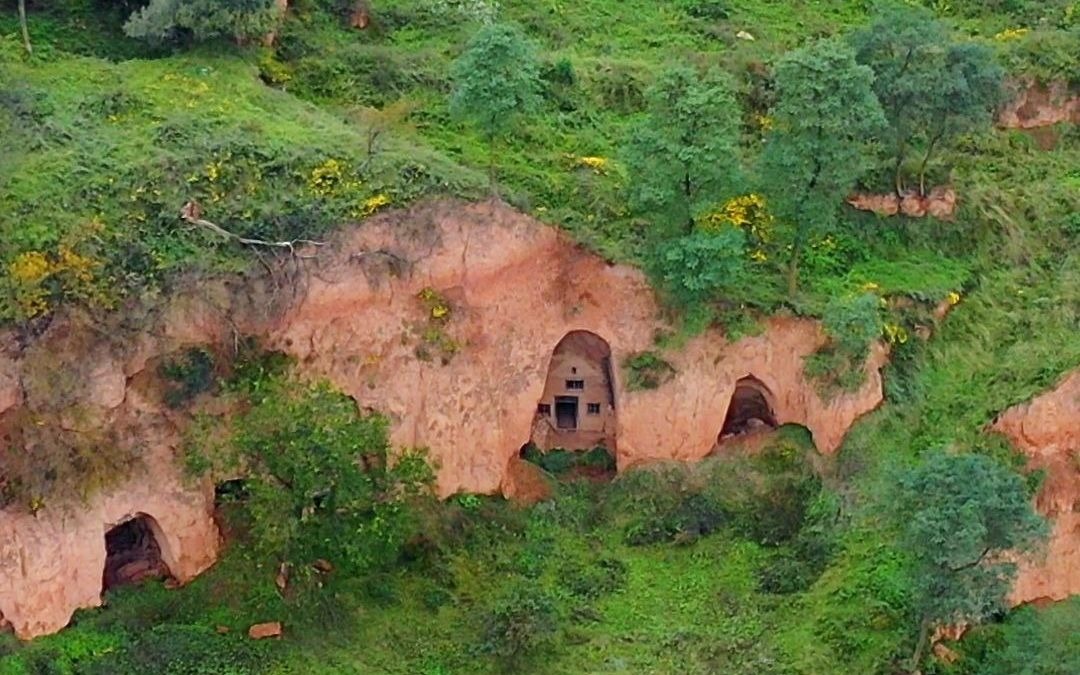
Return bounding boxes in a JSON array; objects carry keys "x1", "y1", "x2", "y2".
[{"x1": 180, "y1": 201, "x2": 326, "y2": 258}]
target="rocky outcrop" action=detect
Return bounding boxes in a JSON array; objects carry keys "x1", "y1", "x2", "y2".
[
  {"x1": 993, "y1": 371, "x2": 1080, "y2": 605},
  {"x1": 269, "y1": 201, "x2": 886, "y2": 494},
  {"x1": 847, "y1": 187, "x2": 956, "y2": 219},
  {"x1": 0, "y1": 449, "x2": 218, "y2": 639},
  {"x1": 0, "y1": 200, "x2": 886, "y2": 638},
  {"x1": 998, "y1": 81, "x2": 1080, "y2": 129}
]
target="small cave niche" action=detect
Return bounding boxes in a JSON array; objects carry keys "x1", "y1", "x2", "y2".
[
  {"x1": 718, "y1": 376, "x2": 778, "y2": 442},
  {"x1": 102, "y1": 515, "x2": 172, "y2": 591}
]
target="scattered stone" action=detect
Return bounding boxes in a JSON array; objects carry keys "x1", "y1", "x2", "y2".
[
  {"x1": 736, "y1": 30, "x2": 755, "y2": 41},
  {"x1": 248, "y1": 622, "x2": 283, "y2": 640},
  {"x1": 275, "y1": 563, "x2": 289, "y2": 591},
  {"x1": 313, "y1": 559, "x2": 334, "y2": 573},
  {"x1": 215, "y1": 625, "x2": 230, "y2": 634}
]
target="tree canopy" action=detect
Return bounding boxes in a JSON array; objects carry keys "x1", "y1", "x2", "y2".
[
  {"x1": 647, "y1": 228, "x2": 748, "y2": 310},
  {"x1": 760, "y1": 38, "x2": 885, "y2": 295},
  {"x1": 895, "y1": 452, "x2": 1047, "y2": 668},
  {"x1": 851, "y1": 3, "x2": 1003, "y2": 195},
  {"x1": 231, "y1": 379, "x2": 433, "y2": 581},
  {"x1": 124, "y1": 0, "x2": 282, "y2": 43},
  {"x1": 623, "y1": 66, "x2": 742, "y2": 237},
  {"x1": 449, "y1": 22, "x2": 542, "y2": 190}
]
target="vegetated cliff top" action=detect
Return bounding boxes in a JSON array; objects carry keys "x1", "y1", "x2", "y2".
[{"x1": 0, "y1": 1, "x2": 1077, "y2": 328}]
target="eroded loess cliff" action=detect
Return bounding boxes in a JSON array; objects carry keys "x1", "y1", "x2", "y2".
[
  {"x1": 994, "y1": 370, "x2": 1080, "y2": 605},
  {"x1": 0, "y1": 200, "x2": 887, "y2": 638}
]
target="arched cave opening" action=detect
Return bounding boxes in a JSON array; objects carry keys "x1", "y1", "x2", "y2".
[
  {"x1": 718, "y1": 376, "x2": 778, "y2": 442},
  {"x1": 102, "y1": 515, "x2": 173, "y2": 592},
  {"x1": 529, "y1": 330, "x2": 617, "y2": 454}
]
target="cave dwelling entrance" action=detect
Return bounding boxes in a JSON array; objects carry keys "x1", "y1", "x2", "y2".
[
  {"x1": 102, "y1": 514, "x2": 174, "y2": 592},
  {"x1": 524, "y1": 330, "x2": 618, "y2": 479},
  {"x1": 718, "y1": 375, "x2": 778, "y2": 445}
]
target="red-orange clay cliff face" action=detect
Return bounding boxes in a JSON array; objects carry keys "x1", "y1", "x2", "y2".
[{"x1": 1, "y1": 200, "x2": 891, "y2": 638}]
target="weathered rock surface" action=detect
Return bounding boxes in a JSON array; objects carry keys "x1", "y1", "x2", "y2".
[
  {"x1": 248, "y1": 621, "x2": 283, "y2": 639},
  {"x1": 0, "y1": 448, "x2": 218, "y2": 639},
  {"x1": 847, "y1": 187, "x2": 956, "y2": 219},
  {"x1": 993, "y1": 371, "x2": 1080, "y2": 605},
  {"x1": 0, "y1": 200, "x2": 886, "y2": 638},
  {"x1": 998, "y1": 80, "x2": 1080, "y2": 129}
]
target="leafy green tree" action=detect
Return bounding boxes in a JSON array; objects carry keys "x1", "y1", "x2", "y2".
[
  {"x1": 912, "y1": 42, "x2": 1003, "y2": 194},
  {"x1": 895, "y1": 452, "x2": 1047, "y2": 670},
  {"x1": 851, "y1": 4, "x2": 1003, "y2": 195},
  {"x1": 760, "y1": 39, "x2": 885, "y2": 296},
  {"x1": 623, "y1": 66, "x2": 742, "y2": 236},
  {"x1": 647, "y1": 228, "x2": 747, "y2": 310},
  {"x1": 449, "y1": 23, "x2": 541, "y2": 192},
  {"x1": 124, "y1": 0, "x2": 282, "y2": 43},
  {"x1": 232, "y1": 378, "x2": 433, "y2": 583}
]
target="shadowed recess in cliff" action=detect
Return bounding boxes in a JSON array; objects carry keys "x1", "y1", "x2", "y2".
[
  {"x1": 718, "y1": 375, "x2": 778, "y2": 443},
  {"x1": 102, "y1": 514, "x2": 173, "y2": 592},
  {"x1": 529, "y1": 330, "x2": 617, "y2": 453}
]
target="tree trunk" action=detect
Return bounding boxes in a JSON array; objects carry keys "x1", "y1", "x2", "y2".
[
  {"x1": 893, "y1": 139, "x2": 907, "y2": 198},
  {"x1": 18, "y1": 0, "x2": 32, "y2": 56},
  {"x1": 909, "y1": 618, "x2": 931, "y2": 674},
  {"x1": 918, "y1": 129, "x2": 945, "y2": 197}
]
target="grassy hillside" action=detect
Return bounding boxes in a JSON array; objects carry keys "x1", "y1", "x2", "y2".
[{"x1": 0, "y1": 1, "x2": 1078, "y2": 673}]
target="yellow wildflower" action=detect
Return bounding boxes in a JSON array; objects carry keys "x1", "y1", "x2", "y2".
[
  {"x1": 308, "y1": 159, "x2": 348, "y2": 197},
  {"x1": 883, "y1": 322, "x2": 909, "y2": 345},
  {"x1": 947, "y1": 291, "x2": 961, "y2": 305},
  {"x1": 994, "y1": 27, "x2": 1029, "y2": 41},
  {"x1": 576, "y1": 156, "x2": 609, "y2": 174},
  {"x1": 9, "y1": 251, "x2": 53, "y2": 283},
  {"x1": 360, "y1": 193, "x2": 391, "y2": 217}
]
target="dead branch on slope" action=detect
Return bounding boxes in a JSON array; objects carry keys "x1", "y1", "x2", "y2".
[{"x1": 180, "y1": 201, "x2": 326, "y2": 258}]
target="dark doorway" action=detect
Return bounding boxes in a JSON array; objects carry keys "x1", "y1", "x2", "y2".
[
  {"x1": 102, "y1": 515, "x2": 172, "y2": 591},
  {"x1": 719, "y1": 376, "x2": 778, "y2": 440},
  {"x1": 554, "y1": 396, "x2": 579, "y2": 430}
]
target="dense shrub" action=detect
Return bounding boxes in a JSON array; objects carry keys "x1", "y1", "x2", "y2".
[
  {"x1": 557, "y1": 556, "x2": 628, "y2": 599},
  {"x1": 160, "y1": 347, "x2": 217, "y2": 408},
  {"x1": 478, "y1": 584, "x2": 560, "y2": 669},
  {"x1": 623, "y1": 351, "x2": 676, "y2": 390},
  {"x1": 124, "y1": 0, "x2": 282, "y2": 43}
]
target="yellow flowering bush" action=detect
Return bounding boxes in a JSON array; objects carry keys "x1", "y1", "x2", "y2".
[
  {"x1": 947, "y1": 291, "x2": 962, "y2": 305},
  {"x1": 357, "y1": 193, "x2": 392, "y2": 218},
  {"x1": 698, "y1": 193, "x2": 774, "y2": 262},
  {"x1": 7, "y1": 252, "x2": 54, "y2": 318},
  {"x1": 2, "y1": 220, "x2": 113, "y2": 321},
  {"x1": 575, "y1": 156, "x2": 609, "y2": 174},
  {"x1": 994, "y1": 27, "x2": 1030, "y2": 41},
  {"x1": 308, "y1": 158, "x2": 362, "y2": 198}
]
